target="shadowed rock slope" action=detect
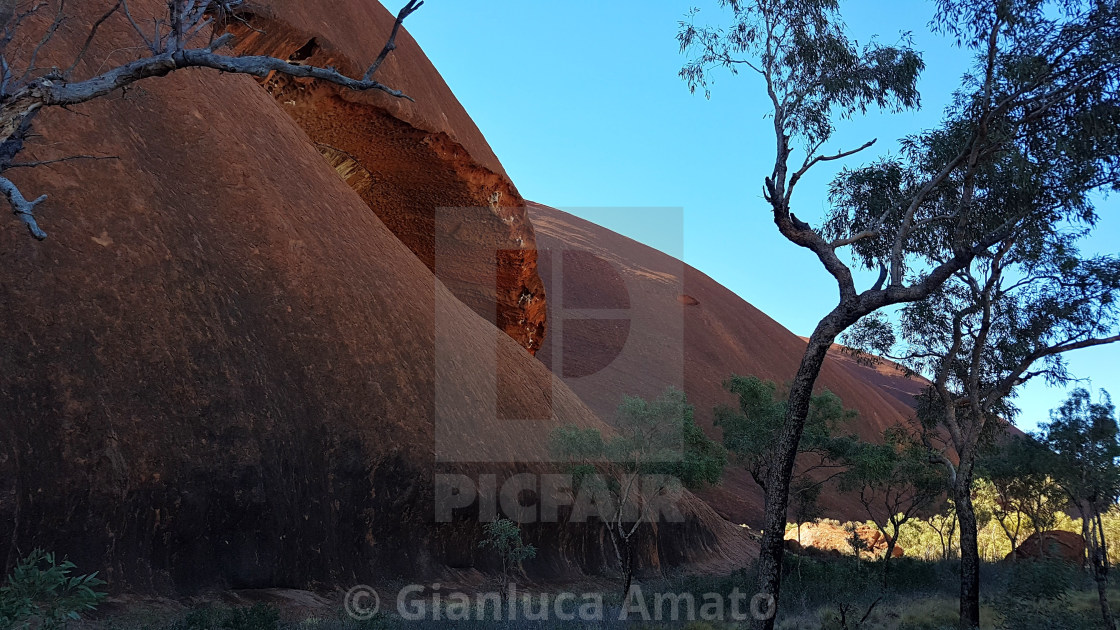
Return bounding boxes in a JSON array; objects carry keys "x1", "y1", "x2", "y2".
[
  {"x1": 0, "y1": 0, "x2": 751, "y2": 594},
  {"x1": 528, "y1": 204, "x2": 928, "y2": 525}
]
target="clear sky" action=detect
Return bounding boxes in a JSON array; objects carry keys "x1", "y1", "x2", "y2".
[{"x1": 406, "y1": 0, "x2": 1118, "y2": 431}]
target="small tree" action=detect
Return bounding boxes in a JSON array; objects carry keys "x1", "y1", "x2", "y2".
[
  {"x1": 974, "y1": 479, "x2": 1027, "y2": 556},
  {"x1": 549, "y1": 388, "x2": 725, "y2": 595},
  {"x1": 478, "y1": 518, "x2": 536, "y2": 590},
  {"x1": 0, "y1": 549, "x2": 106, "y2": 630},
  {"x1": 927, "y1": 500, "x2": 960, "y2": 561},
  {"x1": 844, "y1": 522, "x2": 871, "y2": 561},
  {"x1": 1039, "y1": 388, "x2": 1120, "y2": 629},
  {"x1": 977, "y1": 437, "x2": 1065, "y2": 556},
  {"x1": 0, "y1": 0, "x2": 422, "y2": 239},
  {"x1": 842, "y1": 424, "x2": 946, "y2": 575},
  {"x1": 715, "y1": 374, "x2": 858, "y2": 539}
]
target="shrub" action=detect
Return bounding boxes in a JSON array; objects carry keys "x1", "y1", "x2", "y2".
[
  {"x1": 0, "y1": 549, "x2": 107, "y2": 630},
  {"x1": 992, "y1": 560, "x2": 1092, "y2": 630},
  {"x1": 478, "y1": 518, "x2": 536, "y2": 587}
]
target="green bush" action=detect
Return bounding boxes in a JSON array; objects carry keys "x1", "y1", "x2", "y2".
[
  {"x1": 0, "y1": 549, "x2": 106, "y2": 630},
  {"x1": 478, "y1": 518, "x2": 536, "y2": 587},
  {"x1": 992, "y1": 560, "x2": 1094, "y2": 630}
]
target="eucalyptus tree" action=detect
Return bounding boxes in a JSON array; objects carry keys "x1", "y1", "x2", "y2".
[
  {"x1": 847, "y1": 232, "x2": 1120, "y2": 626},
  {"x1": 679, "y1": 1, "x2": 1120, "y2": 625},
  {"x1": 715, "y1": 374, "x2": 857, "y2": 535},
  {"x1": 549, "y1": 388, "x2": 725, "y2": 595},
  {"x1": 0, "y1": 0, "x2": 421, "y2": 239},
  {"x1": 1039, "y1": 388, "x2": 1120, "y2": 629},
  {"x1": 841, "y1": 423, "x2": 946, "y2": 575},
  {"x1": 976, "y1": 436, "x2": 1064, "y2": 555}
]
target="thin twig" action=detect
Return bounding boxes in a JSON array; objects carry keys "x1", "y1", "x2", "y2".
[
  {"x1": 64, "y1": 1, "x2": 121, "y2": 77},
  {"x1": 121, "y1": 0, "x2": 156, "y2": 53},
  {"x1": 362, "y1": 0, "x2": 422, "y2": 80},
  {"x1": 7, "y1": 154, "x2": 119, "y2": 168},
  {"x1": 19, "y1": 0, "x2": 66, "y2": 85}
]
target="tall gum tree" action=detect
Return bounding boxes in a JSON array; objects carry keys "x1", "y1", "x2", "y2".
[
  {"x1": 679, "y1": 1, "x2": 1120, "y2": 627},
  {"x1": 846, "y1": 227, "x2": 1120, "y2": 628},
  {"x1": 1040, "y1": 389, "x2": 1120, "y2": 630}
]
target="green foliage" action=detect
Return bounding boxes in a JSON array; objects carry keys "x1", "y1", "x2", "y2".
[
  {"x1": 716, "y1": 375, "x2": 857, "y2": 493},
  {"x1": 898, "y1": 506, "x2": 952, "y2": 561},
  {"x1": 993, "y1": 560, "x2": 1092, "y2": 630},
  {"x1": 549, "y1": 388, "x2": 724, "y2": 592},
  {"x1": 1040, "y1": 388, "x2": 1120, "y2": 512},
  {"x1": 1038, "y1": 387, "x2": 1120, "y2": 627},
  {"x1": 550, "y1": 387, "x2": 726, "y2": 488},
  {"x1": 0, "y1": 549, "x2": 106, "y2": 630},
  {"x1": 977, "y1": 437, "x2": 1066, "y2": 550},
  {"x1": 668, "y1": 415, "x2": 729, "y2": 487},
  {"x1": 842, "y1": 424, "x2": 946, "y2": 553},
  {"x1": 718, "y1": 375, "x2": 858, "y2": 541},
  {"x1": 678, "y1": 0, "x2": 922, "y2": 142},
  {"x1": 478, "y1": 518, "x2": 536, "y2": 586}
]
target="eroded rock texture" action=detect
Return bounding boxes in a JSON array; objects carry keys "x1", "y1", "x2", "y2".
[{"x1": 223, "y1": 2, "x2": 546, "y2": 353}]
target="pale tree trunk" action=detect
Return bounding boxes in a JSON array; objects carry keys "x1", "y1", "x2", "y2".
[
  {"x1": 623, "y1": 542, "x2": 635, "y2": 597},
  {"x1": 607, "y1": 525, "x2": 636, "y2": 598}
]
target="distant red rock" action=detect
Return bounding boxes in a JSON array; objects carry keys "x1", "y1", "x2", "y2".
[
  {"x1": 1006, "y1": 531, "x2": 1086, "y2": 563},
  {"x1": 785, "y1": 521, "x2": 905, "y2": 559}
]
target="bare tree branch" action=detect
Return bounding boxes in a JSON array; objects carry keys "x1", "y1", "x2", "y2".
[
  {"x1": 786, "y1": 139, "x2": 876, "y2": 201},
  {"x1": 363, "y1": 0, "x2": 422, "y2": 80},
  {"x1": 65, "y1": 1, "x2": 122, "y2": 77},
  {"x1": 828, "y1": 229, "x2": 878, "y2": 249},
  {"x1": 41, "y1": 47, "x2": 416, "y2": 107},
  {"x1": 6, "y1": 153, "x2": 117, "y2": 168},
  {"x1": 0, "y1": 0, "x2": 423, "y2": 238},
  {"x1": 0, "y1": 175, "x2": 46, "y2": 239}
]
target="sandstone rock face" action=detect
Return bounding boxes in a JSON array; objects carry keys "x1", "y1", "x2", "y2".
[
  {"x1": 0, "y1": 0, "x2": 749, "y2": 594},
  {"x1": 224, "y1": 1, "x2": 546, "y2": 354},
  {"x1": 527, "y1": 204, "x2": 928, "y2": 525},
  {"x1": 1006, "y1": 531, "x2": 1087, "y2": 563},
  {"x1": 784, "y1": 522, "x2": 905, "y2": 559}
]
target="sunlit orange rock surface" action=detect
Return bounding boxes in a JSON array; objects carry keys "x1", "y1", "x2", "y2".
[
  {"x1": 784, "y1": 521, "x2": 906, "y2": 559},
  {"x1": 528, "y1": 204, "x2": 928, "y2": 525}
]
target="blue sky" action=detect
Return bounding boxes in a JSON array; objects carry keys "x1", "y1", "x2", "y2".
[{"x1": 406, "y1": 0, "x2": 1118, "y2": 431}]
